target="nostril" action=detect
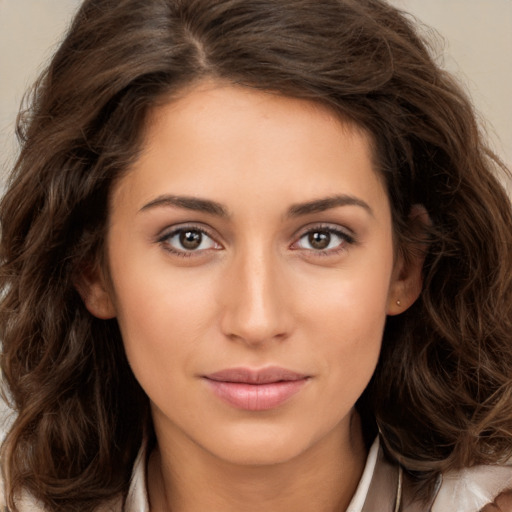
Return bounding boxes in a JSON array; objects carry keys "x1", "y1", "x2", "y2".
[{"x1": 218, "y1": 254, "x2": 293, "y2": 344}]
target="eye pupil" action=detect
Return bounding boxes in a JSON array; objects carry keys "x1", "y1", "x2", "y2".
[
  {"x1": 308, "y1": 231, "x2": 330, "y2": 250},
  {"x1": 180, "y1": 230, "x2": 202, "y2": 250}
]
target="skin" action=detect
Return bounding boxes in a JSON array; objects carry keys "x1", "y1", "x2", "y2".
[{"x1": 82, "y1": 81, "x2": 423, "y2": 512}]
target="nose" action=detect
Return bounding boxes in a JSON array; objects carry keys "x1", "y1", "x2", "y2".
[{"x1": 219, "y1": 246, "x2": 293, "y2": 346}]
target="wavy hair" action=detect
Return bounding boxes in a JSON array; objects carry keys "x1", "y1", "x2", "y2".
[{"x1": 1, "y1": 0, "x2": 511, "y2": 510}]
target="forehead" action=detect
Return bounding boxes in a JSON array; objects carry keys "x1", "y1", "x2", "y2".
[
  {"x1": 147, "y1": 81, "x2": 376, "y2": 160},
  {"x1": 112, "y1": 81, "x2": 388, "y2": 220}
]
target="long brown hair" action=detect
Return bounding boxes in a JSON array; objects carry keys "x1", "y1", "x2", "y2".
[{"x1": 1, "y1": 0, "x2": 511, "y2": 510}]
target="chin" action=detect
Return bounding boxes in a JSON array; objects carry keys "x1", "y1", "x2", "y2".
[
  {"x1": 199, "y1": 421, "x2": 327, "y2": 467},
  {"x1": 212, "y1": 441, "x2": 305, "y2": 467}
]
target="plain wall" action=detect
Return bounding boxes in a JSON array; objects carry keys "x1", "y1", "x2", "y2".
[
  {"x1": 389, "y1": 0, "x2": 512, "y2": 171},
  {"x1": 1, "y1": 0, "x2": 511, "y2": 187}
]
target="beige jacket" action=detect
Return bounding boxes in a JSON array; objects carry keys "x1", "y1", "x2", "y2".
[{"x1": 2, "y1": 438, "x2": 512, "y2": 511}]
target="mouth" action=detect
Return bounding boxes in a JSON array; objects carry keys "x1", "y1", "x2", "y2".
[{"x1": 203, "y1": 367, "x2": 310, "y2": 411}]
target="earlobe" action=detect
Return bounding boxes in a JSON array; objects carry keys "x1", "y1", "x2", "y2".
[
  {"x1": 74, "y1": 265, "x2": 116, "y2": 319},
  {"x1": 387, "y1": 205, "x2": 429, "y2": 316},
  {"x1": 386, "y1": 252, "x2": 424, "y2": 315}
]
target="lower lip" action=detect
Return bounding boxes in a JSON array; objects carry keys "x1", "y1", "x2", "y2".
[{"x1": 204, "y1": 379, "x2": 308, "y2": 411}]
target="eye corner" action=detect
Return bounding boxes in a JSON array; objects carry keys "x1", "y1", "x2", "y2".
[
  {"x1": 290, "y1": 224, "x2": 356, "y2": 256},
  {"x1": 156, "y1": 224, "x2": 224, "y2": 258}
]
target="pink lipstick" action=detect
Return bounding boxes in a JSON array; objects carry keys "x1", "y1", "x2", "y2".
[{"x1": 203, "y1": 367, "x2": 309, "y2": 411}]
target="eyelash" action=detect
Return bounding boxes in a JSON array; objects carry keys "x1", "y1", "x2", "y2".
[
  {"x1": 157, "y1": 225, "x2": 221, "y2": 258},
  {"x1": 156, "y1": 224, "x2": 356, "y2": 258},
  {"x1": 291, "y1": 224, "x2": 356, "y2": 256}
]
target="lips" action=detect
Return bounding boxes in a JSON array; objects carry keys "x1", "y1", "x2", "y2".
[{"x1": 203, "y1": 367, "x2": 310, "y2": 411}]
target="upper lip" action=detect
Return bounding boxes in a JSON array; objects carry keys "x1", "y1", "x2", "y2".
[{"x1": 204, "y1": 367, "x2": 308, "y2": 384}]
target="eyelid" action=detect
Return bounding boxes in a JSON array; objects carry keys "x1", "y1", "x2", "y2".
[
  {"x1": 155, "y1": 222, "x2": 355, "y2": 258},
  {"x1": 290, "y1": 223, "x2": 356, "y2": 254},
  {"x1": 156, "y1": 223, "x2": 223, "y2": 256}
]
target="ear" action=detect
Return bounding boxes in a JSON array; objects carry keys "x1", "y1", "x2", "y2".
[
  {"x1": 74, "y1": 264, "x2": 116, "y2": 319},
  {"x1": 387, "y1": 205, "x2": 429, "y2": 316}
]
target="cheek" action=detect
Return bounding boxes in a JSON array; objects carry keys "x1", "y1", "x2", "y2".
[
  {"x1": 299, "y1": 245, "x2": 393, "y2": 337},
  {"x1": 314, "y1": 285, "x2": 386, "y2": 379},
  {"x1": 108, "y1": 251, "x2": 221, "y2": 389},
  {"x1": 311, "y1": 304, "x2": 385, "y2": 423},
  {"x1": 294, "y1": 250, "x2": 393, "y2": 397}
]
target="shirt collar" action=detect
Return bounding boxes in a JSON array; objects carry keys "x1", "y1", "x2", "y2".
[{"x1": 123, "y1": 437, "x2": 398, "y2": 512}]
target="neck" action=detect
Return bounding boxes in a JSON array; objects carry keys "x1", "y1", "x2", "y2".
[{"x1": 147, "y1": 411, "x2": 368, "y2": 512}]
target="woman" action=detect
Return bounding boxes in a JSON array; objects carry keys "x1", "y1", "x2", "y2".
[{"x1": 1, "y1": 0, "x2": 511, "y2": 511}]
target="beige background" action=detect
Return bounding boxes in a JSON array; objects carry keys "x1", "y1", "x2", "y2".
[{"x1": 1, "y1": 0, "x2": 511, "y2": 187}]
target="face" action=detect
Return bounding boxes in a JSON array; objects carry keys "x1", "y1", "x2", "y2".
[{"x1": 84, "y1": 81, "x2": 421, "y2": 467}]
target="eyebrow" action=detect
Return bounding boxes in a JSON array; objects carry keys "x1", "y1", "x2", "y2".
[
  {"x1": 140, "y1": 195, "x2": 229, "y2": 217},
  {"x1": 139, "y1": 193, "x2": 373, "y2": 218},
  {"x1": 287, "y1": 195, "x2": 374, "y2": 218}
]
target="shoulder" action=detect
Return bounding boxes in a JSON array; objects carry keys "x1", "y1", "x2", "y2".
[
  {"x1": 431, "y1": 462, "x2": 512, "y2": 512},
  {"x1": 368, "y1": 439, "x2": 512, "y2": 512}
]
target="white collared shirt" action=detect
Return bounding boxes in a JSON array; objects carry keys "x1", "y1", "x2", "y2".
[
  {"x1": 122, "y1": 438, "x2": 512, "y2": 512},
  {"x1": 2, "y1": 437, "x2": 511, "y2": 511},
  {"x1": 123, "y1": 439, "x2": 382, "y2": 512}
]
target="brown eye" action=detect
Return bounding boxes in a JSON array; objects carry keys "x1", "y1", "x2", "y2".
[
  {"x1": 160, "y1": 227, "x2": 220, "y2": 255},
  {"x1": 179, "y1": 230, "x2": 203, "y2": 250},
  {"x1": 293, "y1": 226, "x2": 354, "y2": 254},
  {"x1": 308, "y1": 231, "x2": 331, "y2": 250}
]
